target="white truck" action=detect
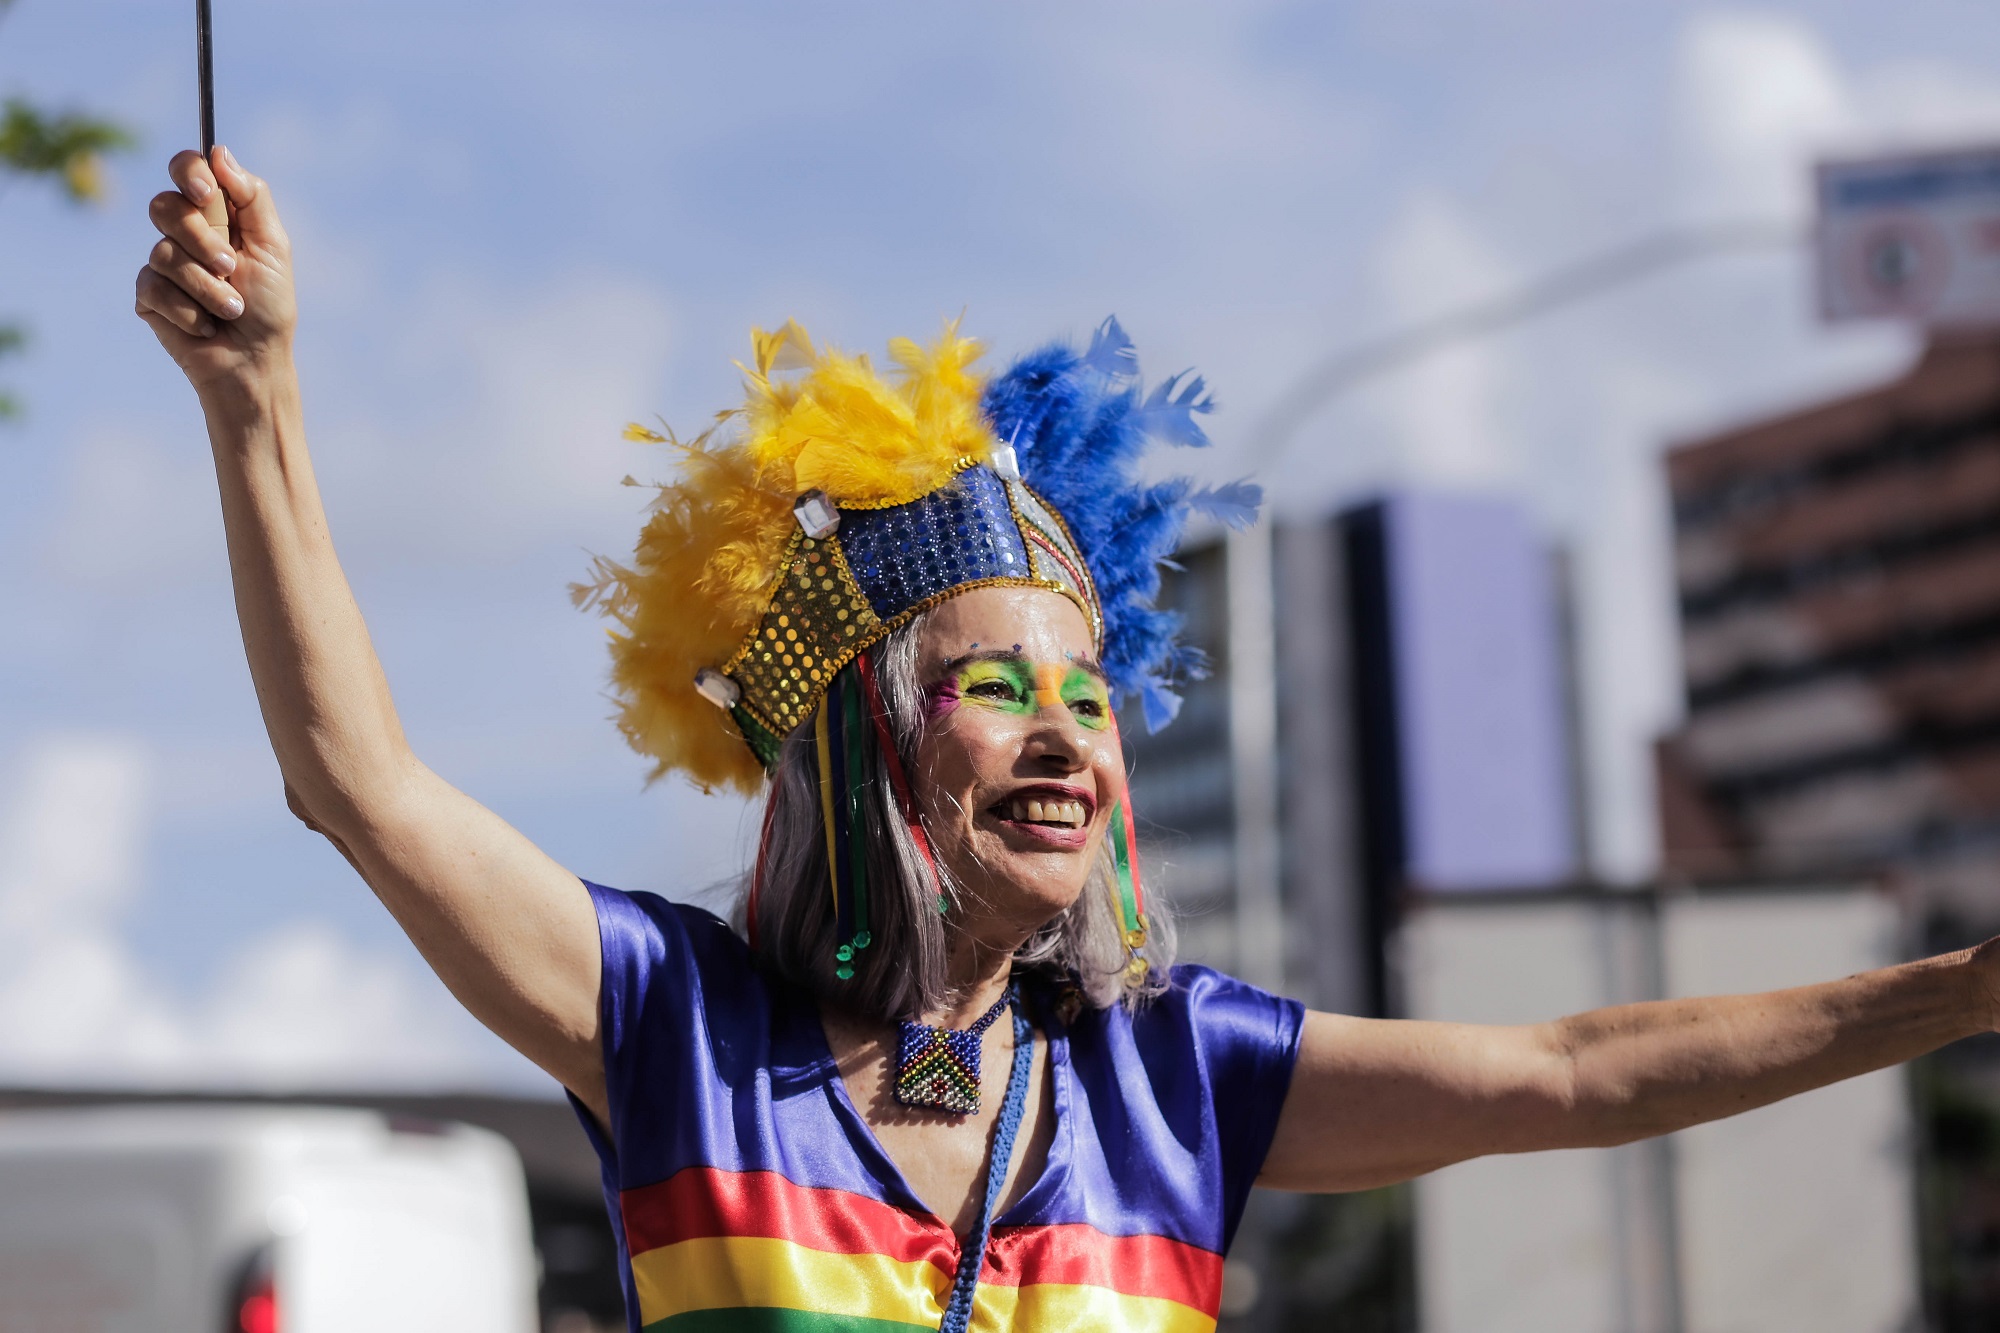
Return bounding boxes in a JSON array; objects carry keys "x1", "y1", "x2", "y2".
[{"x1": 0, "y1": 1104, "x2": 540, "y2": 1333}]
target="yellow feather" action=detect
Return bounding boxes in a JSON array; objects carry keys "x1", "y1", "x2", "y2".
[{"x1": 580, "y1": 321, "x2": 1001, "y2": 792}]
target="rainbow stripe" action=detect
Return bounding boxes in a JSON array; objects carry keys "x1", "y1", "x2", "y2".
[{"x1": 619, "y1": 1169, "x2": 1221, "y2": 1332}]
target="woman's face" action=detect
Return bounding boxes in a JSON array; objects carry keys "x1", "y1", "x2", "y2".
[{"x1": 912, "y1": 586, "x2": 1124, "y2": 947}]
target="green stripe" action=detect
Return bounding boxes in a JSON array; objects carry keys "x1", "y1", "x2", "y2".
[
  {"x1": 733, "y1": 705, "x2": 783, "y2": 769},
  {"x1": 841, "y1": 676, "x2": 870, "y2": 939},
  {"x1": 1109, "y1": 801, "x2": 1140, "y2": 930},
  {"x1": 646, "y1": 1310, "x2": 936, "y2": 1333}
]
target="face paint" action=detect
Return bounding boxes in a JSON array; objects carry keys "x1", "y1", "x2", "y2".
[
  {"x1": 1033, "y1": 663, "x2": 1065, "y2": 710},
  {"x1": 923, "y1": 676, "x2": 962, "y2": 721},
  {"x1": 926, "y1": 654, "x2": 1111, "y2": 730},
  {"x1": 1058, "y1": 665, "x2": 1113, "y2": 731},
  {"x1": 951, "y1": 658, "x2": 1039, "y2": 715}
]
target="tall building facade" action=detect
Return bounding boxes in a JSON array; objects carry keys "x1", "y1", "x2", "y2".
[{"x1": 1658, "y1": 332, "x2": 2000, "y2": 923}]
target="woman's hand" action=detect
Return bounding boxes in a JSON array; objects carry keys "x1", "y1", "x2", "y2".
[{"x1": 134, "y1": 146, "x2": 297, "y2": 403}]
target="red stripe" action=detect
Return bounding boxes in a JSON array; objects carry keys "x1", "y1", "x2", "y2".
[
  {"x1": 1118, "y1": 789, "x2": 1145, "y2": 919},
  {"x1": 1024, "y1": 529, "x2": 1090, "y2": 605},
  {"x1": 981, "y1": 1224, "x2": 1222, "y2": 1310},
  {"x1": 856, "y1": 654, "x2": 941, "y2": 883},
  {"x1": 621, "y1": 1168, "x2": 956, "y2": 1272},
  {"x1": 1104, "y1": 706, "x2": 1145, "y2": 920}
]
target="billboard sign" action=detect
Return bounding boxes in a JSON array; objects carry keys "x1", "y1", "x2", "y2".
[{"x1": 1817, "y1": 146, "x2": 2000, "y2": 326}]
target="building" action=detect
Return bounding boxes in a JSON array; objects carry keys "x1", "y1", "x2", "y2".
[
  {"x1": 1657, "y1": 331, "x2": 2000, "y2": 1329},
  {"x1": 1657, "y1": 332, "x2": 2000, "y2": 926}
]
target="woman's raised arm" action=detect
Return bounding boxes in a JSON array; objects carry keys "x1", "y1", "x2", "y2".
[
  {"x1": 1259, "y1": 942, "x2": 1998, "y2": 1193},
  {"x1": 134, "y1": 149, "x2": 606, "y2": 1118}
]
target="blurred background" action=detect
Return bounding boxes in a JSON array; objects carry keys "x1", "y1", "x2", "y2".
[{"x1": 9, "y1": 1, "x2": 2000, "y2": 1329}]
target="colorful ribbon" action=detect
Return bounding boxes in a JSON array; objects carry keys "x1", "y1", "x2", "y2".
[
  {"x1": 1104, "y1": 707, "x2": 1148, "y2": 978},
  {"x1": 855, "y1": 654, "x2": 941, "y2": 885},
  {"x1": 804, "y1": 665, "x2": 880, "y2": 979}
]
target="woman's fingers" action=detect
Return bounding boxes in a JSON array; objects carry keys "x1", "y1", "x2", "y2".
[
  {"x1": 136, "y1": 149, "x2": 299, "y2": 379},
  {"x1": 135, "y1": 265, "x2": 218, "y2": 339},
  {"x1": 147, "y1": 237, "x2": 243, "y2": 320},
  {"x1": 147, "y1": 190, "x2": 236, "y2": 276},
  {"x1": 208, "y1": 145, "x2": 286, "y2": 248},
  {"x1": 166, "y1": 148, "x2": 219, "y2": 209}
]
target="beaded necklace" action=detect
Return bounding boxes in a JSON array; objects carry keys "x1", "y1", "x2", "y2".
[{"x1": 893, "y1": 984, "x2": 1017, "y2": 1114}]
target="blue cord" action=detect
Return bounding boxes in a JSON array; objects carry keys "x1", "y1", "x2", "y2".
[{"x1": 938, "y1": 989, "x2": 1034, "y2": 1333}]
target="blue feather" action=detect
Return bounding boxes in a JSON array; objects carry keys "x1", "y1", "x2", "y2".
[
  {"x1": 1081, "y1": 316, "x2": 1139, "y2": 381},
  {"x1": 1140, "y1": 678, "x2": 1184, "y2": 732},
  {"x1": 1138, "y1": 372, "x2": 1215, "y2": 448},
  {"x1": 1187, "y1": 480, "x2": 1263, "y2": 531}
]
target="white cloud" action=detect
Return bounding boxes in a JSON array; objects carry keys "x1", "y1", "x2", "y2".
[
  {"x1": 0, "y1": 735, "x2": 538, "y2": 1090},
  {"x1": 1677, "y1": 10, "x2": 1853, "y2": 220},
  {"x1": 1369, "y1": 195, "x2": 1522, "y2": 488},
  {"x1": 0, "y1": 736, "x2": 149, "y2": 939},
  {"x1": 1676, "y1": 10, "x2": 2000, "y2": 220},
  {"x1": 196, "y1": 921, "x2": 509, "y2": 1087}
]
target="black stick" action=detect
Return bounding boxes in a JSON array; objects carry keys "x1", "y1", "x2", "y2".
[{"x1": 196, "y1": 0, "x2": 216, "y2": 155}]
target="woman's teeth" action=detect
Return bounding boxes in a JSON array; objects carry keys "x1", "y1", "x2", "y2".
[{"x1": 1006, "y1": 796, "x2": 1087, "y2": 828}]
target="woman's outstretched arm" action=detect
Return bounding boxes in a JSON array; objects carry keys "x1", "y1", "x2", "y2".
[
  {"x1": 135, "y1": 148, "x2": 606, "y2": 1118},
  {"x1": 1259, "y1": 942, "x2": 1995, "y2": 1193}
]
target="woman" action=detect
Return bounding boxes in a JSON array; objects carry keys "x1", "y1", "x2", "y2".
[{"x1": 136, "y1": 146, "x2": 1999, "y2": 1332}]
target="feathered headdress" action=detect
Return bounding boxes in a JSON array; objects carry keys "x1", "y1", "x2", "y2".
[{"x1": 574, "y1": 317, "x2": 1258, "y2": 795}]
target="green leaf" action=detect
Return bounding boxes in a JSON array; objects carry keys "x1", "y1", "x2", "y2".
[
  {"x1": 0, "y1": 321, "x2": 22, "y2": 423},
  {"x1": 0, "y1": 98, "x2": 137, "y2": 204}
]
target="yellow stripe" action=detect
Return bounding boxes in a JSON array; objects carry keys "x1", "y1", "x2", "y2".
[
  {"x1": 969, "y1": 1282, "x2": 1217, "y2": 1333},
  {"x1": 1032, "y1": 663, "x2": 1065, "y2": 711},
  {"x1": 631, "y1": 1235, "x2": 950, "y2": 1326},
  {"x1": 814, "y1": 705, "x2": 840, "y2": 915}
]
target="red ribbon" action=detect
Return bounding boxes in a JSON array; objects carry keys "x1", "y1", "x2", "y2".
[{"x1": 855, "y1": 653, "x2": 941, "y2": 885}]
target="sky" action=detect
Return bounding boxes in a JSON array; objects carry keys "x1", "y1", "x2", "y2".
[{"x1": 1, "y1": 0, "x2": 1995, "y2": 1092}]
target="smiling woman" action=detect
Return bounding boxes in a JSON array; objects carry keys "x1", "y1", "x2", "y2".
[
  {"x1": 135, "y1": 143, "x2": 2000, "y2": 1333},
  {"x1": 561, "y1": 316, "x2": 1280, "y2": 1327}
]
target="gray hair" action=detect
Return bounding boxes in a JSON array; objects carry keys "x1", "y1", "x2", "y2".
[{"x1": 731, "y1": 611, "x2": 1175, "y2": 1024}]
